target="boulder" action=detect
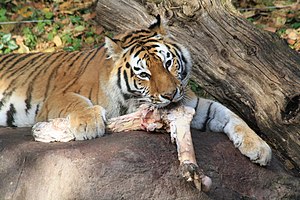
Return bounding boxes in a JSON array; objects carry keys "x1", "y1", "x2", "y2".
[{"x1": 0, "y1": 128, "x2": 299, "y2": 199}]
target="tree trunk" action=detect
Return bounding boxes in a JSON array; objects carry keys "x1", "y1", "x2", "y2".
[{"x1": 96, "y1": 0, "x2": 300, "y2": 174}]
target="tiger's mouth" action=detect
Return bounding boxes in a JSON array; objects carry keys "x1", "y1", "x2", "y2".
[{"x1": 151, "y1": 92, "x2": 184, "y2": 108}]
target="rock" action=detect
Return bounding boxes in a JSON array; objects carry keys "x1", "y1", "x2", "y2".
[{"x1": 0, "y1": 128, "x2": 299, "y2": 200}]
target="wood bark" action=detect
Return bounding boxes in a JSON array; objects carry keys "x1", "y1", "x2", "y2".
[{"x1": 95, "y1": 0, "x2": 300, "y2": 174}]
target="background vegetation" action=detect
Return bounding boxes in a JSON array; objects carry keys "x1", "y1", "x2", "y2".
[
  {"x1": 0, "y1": 0, "x2": 105, "y2": 54},
  {"x1": 0, "y1": 0, "x2": 299, "y2": 53}
]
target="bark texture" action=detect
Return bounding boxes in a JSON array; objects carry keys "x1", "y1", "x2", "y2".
[
  {"x1": 95, "y1": 0, "x2": 300, "y2": 174},
  {"x1": 1, "y1": 127, "x2": 299, "y2": 200}
]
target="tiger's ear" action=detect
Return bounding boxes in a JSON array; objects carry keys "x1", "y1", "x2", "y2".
[
  {"x1": 104, "y1": 37, "x2": 123, "y2": 61},
  {"x1": 148, "y1": 15, "x2": 167, "y2": 35}
]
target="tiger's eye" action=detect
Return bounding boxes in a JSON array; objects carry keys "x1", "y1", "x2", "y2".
[
  {"x1": 165, "y1": 60, "x2": 172, "y2": 68},
  {"x1": 139, "y1": 72, "x2": 150, "y2": 79}
]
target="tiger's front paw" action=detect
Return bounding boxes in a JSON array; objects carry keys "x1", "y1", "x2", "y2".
[
  {"x1": 237, "y1": 130, "x2": 272, "y2": 166},
  {"x1": 68, "y1": 105, "x2": 106, "y2": 140}
]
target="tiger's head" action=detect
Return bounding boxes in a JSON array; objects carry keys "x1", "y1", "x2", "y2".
[{"x1": 105, "y1": 15, "x2": 192, "y2": 108}]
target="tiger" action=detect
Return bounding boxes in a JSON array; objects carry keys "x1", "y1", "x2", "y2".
[{"x1": 0, "y1": 16, "x2": 271, "y2": 166}]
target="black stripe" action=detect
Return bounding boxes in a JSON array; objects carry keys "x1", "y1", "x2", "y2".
[
  {"x1": 123, "y1": 70, "x2": 131, "y2": 92},
  {"x1": 133, "y1": 79, "x2": 141, "y2": 90},
  {"x1": 88, "y1": 88, "x2": 93, "y2": 100},
  {"x1": 133, "y1": 66, "x2": 141, "y2": 71},
  {"x1": 122, "y1": 33, "x2": 133, "y2": 43},
  {"x1": 123, "y1": 33, "x2": 157, "y2": 48},
  {"x1": 134, "y1": 48, "x2": 143, "y2": 58},
  {"x1": 206, "y1": 106, "x2": 217, "y2": 131},
  {"x1": 147, "y1": 44, "x2": 160, "y2": 49},
  {"x1": 0, "y1": 54, "x2": 18, "y2": 65},
  {"x1": 123, "y1": 30, "x2": 152, "y2": 43},
  {"x1": 171, "y1": 44, "x2": 188, "y2": 66},
  {"x1": 123, "y1": 94, "x2": 132, "y2": 100},
  {"x1": 63, "y1": 48, "x2": 101, "y2": 93},
  {"x1": 18, "y1": 54, "x2": 60, "y2": 110},
  {"x1": 0, "y1": 100, "x2": 3, "y2": 110},
  {"x1": 117, "y1": 67, "x2": 122, "y2": 89},
  {"x1": 141, "y1": 39, "x2": 161, "y2": 44},
  {"x1": 123, "y1": 70, "x2": 139, "y2": 94},
  {"x1": 3, "y1": 53, "x2": 35, "y2": 73},
  {"x1": 126, "y1": 62, "x2": 130, "y2": 68},
  {"x1": 200, "y1": 102, "x2": 213, "y2": 132},
  {"x1": 194, "y1": 97, "x2": 200, "y2": 110},
  {"x1": 6, "y1": 104, "x2": 16, "y2": 127},
  {"x1": 35, "y1": 104, "x2": 40, "y2": 115},
  {"x1": 67, "y1": 51, "x2": 84, "y2": 68},
  {"x1": 6, "y1": 53, "x2": 48, "y2": 80},
  {"x1": 0, "y1": 54, "x2": 40, "y2": 79},
  {"x1": 130, "y1": 67, "x2": 134, "y2": 78},
  {"x1": 129, "y1": 46, "x2": 136, "y2": 56},
  {"x1": 25, "y1": 95, "x2": 31, "y2": 114},
  {"x1": 119, "y1": 104, "x2": 128, "y2": 115},
  {"x1": 0, "y1": 90, "x2": 14, "y2": 110},
  {"x1": 181, "y1": 54, "x2": 187, "y2": 65},
  {"x1": 44, "y1": 53, "x2": 68, "y2": 98},
  {"x1": 0, "y1": 54, "x2": 19, "y2": 74}
]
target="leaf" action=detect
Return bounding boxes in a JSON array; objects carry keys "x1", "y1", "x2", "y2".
[
  {"x1": 0, "y1": 8, "x2": 8, "y2": 22},
  {"x1": 287, "y1": 30, "x2": 298, "y2": 40},
  {"x1": 53, "y1": 35, "x2": 62, "y2": 47},
  {"x1": 18, "y1": 6, "x2": 33, "y2": 18},
  {"x1": 17, "y1": 43, "x2": 30, "y2": 53},
  {"x1": 287, "y1": 39, "x2": 296, "y2": 45},
  {"x1": 4, "y1": 48, "x2": 11, "y2": 54},
  {"x1": 274, "y1": 16, "x2": 287, "y2": 28},
  {"x1": 7, "y1": 40, "x2": 18, "y2": 50},
  {"x1": 63, "y1": 46, "x2": 75, "y2": 52},
  {"x1": 74, "y1": 25, "x2": 85, "y2": 32},
  {"x1": 85, "y1": 36, "x2": 94, "y2": 44},
  {"x1": 0, "y1": 43, "x2": 3, "y2": 50},
  {"x1": 44, "y1": 11, "x2": 54, "y2": 19},
  {"x1": 264, "y1": 27, "x2": 277, "y2": 33},
  {"x1": 82, "y1": 12, "x2": 96, "y2": 21},
  {"x1": 2, "y1": 33, "x2": 11, "y2": 43},
  {"x1": 291, "y1": 22, "x2": 300, "y2": 29}
]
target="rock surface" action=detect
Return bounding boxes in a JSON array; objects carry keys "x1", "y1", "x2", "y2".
[{"x1": 0, "y1": 127, "x2": 299, "y2": 200}]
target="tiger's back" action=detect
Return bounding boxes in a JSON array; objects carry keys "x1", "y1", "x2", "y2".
[{"x1": 0, "y1": 47, "x2": 112, "y2": 127}]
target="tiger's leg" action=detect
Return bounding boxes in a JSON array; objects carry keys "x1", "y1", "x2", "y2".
[
  {"x1": 36, "y1": 92, "x2": 106, "y2": 140},
  {"x1": 184, "y1": 90, "x2": 272, "y2": 166}
]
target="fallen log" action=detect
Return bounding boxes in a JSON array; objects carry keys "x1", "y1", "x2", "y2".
[
  {"x1": 95, "y1": 0, "x2": 300, "y2": 174},
  {"x1": 32, "y1": 105, "x2": 212, "y2": 192}
]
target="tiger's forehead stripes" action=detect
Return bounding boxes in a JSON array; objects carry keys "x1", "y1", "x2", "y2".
[{"x1": 121, "y1": 30, "x2": 160, "y2": 49}]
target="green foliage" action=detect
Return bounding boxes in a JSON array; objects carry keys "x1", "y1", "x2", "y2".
[
  {"x1": 0, "y1": 33, "x2": 18, "y2": 54},
  {"x1": 291, "y1": 22, "x2": 300, "y2": 29},
  {"x1": 22, "y1": 27, "x2": 37, "y2": 49},
  {"x1": 0, "y1": 8, "x2": 8, "y2": 22},
  {"x1": 0, "y1": 0, "x2": 105, "y2": 53},
  {"x1": 189, "y1": 79, "x2": 211, "y2": 98}
]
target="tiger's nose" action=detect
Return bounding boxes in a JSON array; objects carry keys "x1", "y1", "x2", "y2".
[{"x1": 161, "y1": 88, "x2": 178, "y2": 101}]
